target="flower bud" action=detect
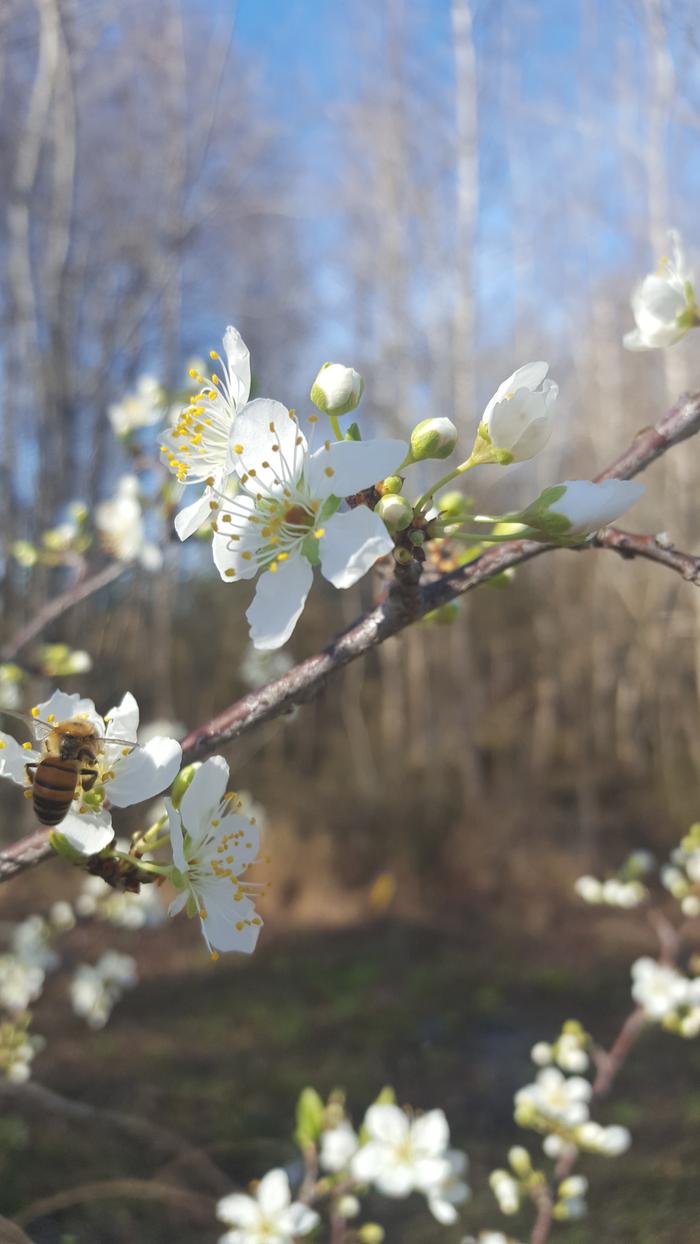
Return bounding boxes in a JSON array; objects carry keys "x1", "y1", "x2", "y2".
[
  {"x1": 376, "y1": 493, "x2": 413, "y2": 532},
  {"x1": 170, "y1": 763, "x2": 201, "y2": 809},
  {"x1": 358, "y1": 1226, "x2": 385, "y2": 1244},
  {"x1": 409, "y1": 417, "x2": 458, "y2": 462},
  {"x1": 517, "y1": 479, "x2": 644, "y2": 540},
  {"x1": 438, "y1": 490, "x2": 472, "y2": 519},
  {"x1": 508, "y1": 1145, "x2": 532, "y2": 1176},
  {"x1": 310, "y1": 363, "x2": 364, "y2": 417},
  {"x1": 378, "y1": 475, "x2": 404, "y2": 495},
  {"x1": 337, "y1": 1195, "x2": 361, "y2": 1219},
  {"x1": 475, "y1": 362, "x2": 558, "y2": 464}
]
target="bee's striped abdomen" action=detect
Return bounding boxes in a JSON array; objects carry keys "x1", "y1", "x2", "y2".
[{"x1": 32, "y1": 758, "x2": 79, "y2": 826}]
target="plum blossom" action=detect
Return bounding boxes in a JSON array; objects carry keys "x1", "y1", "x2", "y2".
[
  {"x1": 427, "y1": 1148, "x2": 471, "y2": 1225},
  {"x1": 217, "y1": 1168, "x2": 319, "y2": 1244},
  {"x1": 624, "y1": 231, "x2": 699, "y2": 350},
  {"x1": 210, "y1": 401, "x2": 406, "y2": 648},
  {"x1": 166, "y1": 756, "x2": 264, "y2": 957},
  {"x1": 161, "y1": 326, "x2": 254, "y2": 538},
  {"x1": 319, "y1": 1120, "x2": 360, "y2": 1172},
  {"x1": 0, "y1": 956, "x2": 45, "y2": 1013},
  {"x1": 0, "y1": 690, "x2": 182, "y2": 855},
  {"x1": 95, "y1": 476, "x2": 162, "y2": 569},
  {"x1": 108, "y1": 374, "x2": 164, "y2": 437},
  {"x1": 517, "y1": 479, "x2": 644, "y2": 540},
  {"x1": 76, "y1": 872, "x2": 165, "y2": 929},
  {"x1": 475, "y1": 362, "x2": 559, "y2": 464},
  {"x1": 515, "y1": 1067, "x2": 591, "y2": 1129},
  {"x1": 351, "y1": 1103, "x2": 463, "y2": 1211},
  {"x1": 70, "y1": 951, "x2": 137, "y2": 1029},
  {"x1": 631, "y1": 957, "x2": 688, "y2": 1021}
]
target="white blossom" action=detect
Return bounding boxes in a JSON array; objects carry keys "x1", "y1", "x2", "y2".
[
  {"x1": 624, "y1": 231, "x2": 699, "y2": 351},
  {"x1": 161, "y1": 325, "x2": 253, "y2": 538},
  {"x1": 0, "y1": 690, "x2": 182, "y2": 855},
  {"x1": 515, "y1": 1067, "x2": 591, "y2": 1128},
  {"x1": 166, "y1": 756, "x2": 264, "y2": 957},
  {"x1": 70, "y1": 951, "x2": 137, "y2": 1029},
  {"x1": 240, "y1": 644, "x2": 293, "y2": 691},
  {"x1": 489, "y1": 1169, "x2": 520, "y2": 1215},
  {"x1": 95, "y1": 475, "x2": 162, "y2": 569},
  {"x1": 576, "y1": 1121, "x2": 631, "y2": 1155},
  {"x1": 76, "y1": 873, "x2": 165, "y2": 929},
  {"x1": 631, "y1": 957, "x2": 688, "y2": 1021},
  {"x1": 209, "y1": 401, "x2": 405, "y2": 648},
  {"x1": 217, "y1": 1168, "x2": 319, "y2": 1244},
  {"x1": 477, "y1": 362, "x2": 558, "y2": 463},
  {"x1": 109, "y1": 374, "x2": 164, "y2": 437},
  {"x1": 518, "y1": 479, "x2": 644, "y2": 540},
  {"x1": 351, "y1": 1103, "x2": 453, "y2": 1200},
  {"x1": 11, "y1": 915, "x2": 59, "y2": 972},
  {"x1": 319, "y1": 1120, "x2": 359, "y2": 1172},
  {"x1": 426, "y1": 1148, "x2": 470, "y2": 1224},
  {"x1": 0, "y1": 956, "x2": 45, "y2": 1013}
]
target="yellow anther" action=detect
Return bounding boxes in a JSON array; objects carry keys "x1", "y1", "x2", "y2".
[
  {"x1": 248, "y1": 468, "x2": 257, "y2": 477},
  {"x1": 207, "y1": 390, "x2": 217, "y2": 400},
  {"x1": 31, "y1": 706, "x2": 39, "y2": 718},
  {"x1": 308, "y1": 414, "x2": 319, "y2": 423},
  {"x1": 23, "y1": 789, "x2": 33, "y2": 799},
  {"x1": 47, "y1": 714, "x2": 55, "y2": 723},
  {"x1": 211, "y1": 818, "x2": 220, "y2": 828},
  {"x1": 206, "y1": 476, "x2": 215, "y2": 486},
  {"x1": 324, "y1": 466, "x2": 334, "y2": 477},
  {"x1": 209, "y1": 349, "x2": 219, "y2": 359},
  {"x1": 188, "y1": 367, "x2": 198, "y2": 378},
  {"x1": 122, "y1": 747, "x2": 131, "y2": 756},
  {"x1": 209, "y1": 501, "x2": 219, "y2": 511},
  {"x1": 79, "y1": 806, "x2": 87, "y2": 815},
  {"x1": 0, "y1": 741, "x2": 5, "y2": 750},
  {"x1": 222, "y1": 513, "x2": 232, "y2": 523},
  {"x1": 261, "y1": 460, "x2": 270, "y2": 469},
  {"x1": 277, "y1": 552, "x2": 288, "y2": 562},
  {"x1": 269, "y1": 561, "x2": 278, "y2": 572},
  {"x1": 324, "y1": 439, "x2": 331, "y2": 450},
  {"x1": 315, "y1": 527, "x2": 325, "y2": 539},
  {"x1": 241, "y1": 551, "x2": 253, "y2": 561},
  {"x1": 271, "y1": 443, "x2": 279, "y2": 452},
  {"x1": 210, "y1": 950, "x2": 220, "y2": 962},
  {"x1": 211, "y1": 374, "x2": 220, "y2": 385},
  {"x1": 224, "y1": 568, "x2": 236, "y2": 577},
  {"x1": 22, "y1": 742, "x2": 33, "y2": 751}
]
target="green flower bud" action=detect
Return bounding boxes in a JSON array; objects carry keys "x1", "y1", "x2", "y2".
[
  {"x1": 358, "y1": 1225, "x2": 385, "y2": 1244},
  {"x1": 376, "y1": 493, "x2": 413, "y2": 532},
  {"x1": 438, "y1": 490, "x2": 472, "y2": 519},
  {"x1": 310, "y1": 363, "x2": 364, "y2": 417},
  {"x1": 170, "y1": 763, "x2": 201, "y2": 809},
  {"x1": 294, "y1": 1086, "x2": 325, "y2": 1147},
  {"x1": 11, "y1": 541, "x2": 38, "y2": 568},
  {"x1": 409, "y1": 417, "x2": 458, "y2": 462},
  {"x1": 508, "y1": 1145, "x2": 532, "y2": 1176},
  {"x1": 378, "y1": 475, "x2": 403, "y2": 495}
]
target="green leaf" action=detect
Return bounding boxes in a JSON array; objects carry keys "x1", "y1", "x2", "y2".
[{"x1": 294, "y1": 1086, "x2": 325, "y2": 1147}]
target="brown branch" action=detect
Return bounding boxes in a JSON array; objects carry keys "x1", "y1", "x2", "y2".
[
  {"x1": 0, "y1": 1079, "x2": 231, "y2": 1197},
  {"x1": 2, "y1": 389, "x2": 700, "y2": 884},
  {"x1": 13, "y1": 1178, "x2": 213, "y2": 1230},
  {"x1": 1, "y1": 561, "x2": 129, "y2": 662}
]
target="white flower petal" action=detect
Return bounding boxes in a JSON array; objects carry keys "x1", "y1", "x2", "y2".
[
  {"x1": 278, "y1": 1203, "x2": 320, "y2": 1235},
  {"x1": 105, "y1": 692, "x2": 139, "y2": 744},
  {"x1": 106, "y1": 737, "x2": 182, "y2": 807},
  {"x1": 223, "y1": 325, "x2": 252, "y2": 408},
  {"x1": 168, "y1": 889, "x2": 188, "y2": 917},
  {"x1": 35, "y1": 691, "x2": 96, "y2": 729},
  {"x1": 319, "y1": 507, "x2": 393, "y2": 589},
  {"x1": 364, "y1": 1103, "x2": 409, "y2": 1145},
  {"x1": 428, "y1": 1196, "x2": 459, "y2": 1224},
  {"x1": 181, "y1": 756, "x2": 230, "y2": 830},
  {"x1": 56, "y1": 809, "x2": 114, "y2": 855},
  {"x1": 212, "y1": 497, "x2": 264, "y2": 582},
  {"x1": 307, "y1": 438, "x2": 406, "y2": 499},
  {"x1": 228, "y1": 399, "x2": 306, "y2": 489},
  {"x1": 257, "y1": 1169, "x2": 291, "y2": 1216},
  {"x1": 373, "y1": 1165, "x2": 415, "y2": 1198},
  {"x1": 246, "y1": 556, "x2": 313, "y2": 650},
  {"x1": 217, "y1": 1192, "x2": 263, "y2": 1229},
  {"x1": 0, "y1": 733, "x2": 37, "y2": 785},
  {"x1": 411, "y1": 1110, "x2": 450, "y2": 1156},
  {"x1": 175, "y1": 487, "x2": 219, "y2": 540},
  {"x1": 200, "y1": 889, "x2": 262, "y2": 955}
]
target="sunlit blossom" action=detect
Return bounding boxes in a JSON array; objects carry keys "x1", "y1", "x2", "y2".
[
  {"x1": 95, "y1": 475, "x2": 162, "y2": 569},
  {"x1": 624, "y1": 231, "x2": 699, "y2": 350},
  {"x1": 351, "y1": 1103, "x2": 456, "y2": 1202},
  {"x1": 108, "y1": 374, "x2": 164, "y2": 437},
  {"x1": 476, "y1": 362, "x2": 558, "y2": 463},
  {"x1": 210, "y1": 400, "x2": 405, "y2": 648},
  {"x1": 0, "y1": 690, "x2": 182, "y2": 855},
  {"x1": 70, "y1": 950, "x2": 137, "y2": 1029},
  {"x1": 166, "y1": 756, "x2": 265, "y2": 957}
]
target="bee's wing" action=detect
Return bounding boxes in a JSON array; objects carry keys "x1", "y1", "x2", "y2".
[
  {"x1": 101, "y1": 734, "x2": 141, "y2": 752},
  {"x1": 0, "y1": 709, "x2": 51, "y2": 743}
]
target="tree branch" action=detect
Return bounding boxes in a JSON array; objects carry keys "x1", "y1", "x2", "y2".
[
  {"x1": 1, "y1": 389, "x2": 700, "y2": 884},
  {"x1": 1, "y1": 561, "x2": 128, "y2": 662}
]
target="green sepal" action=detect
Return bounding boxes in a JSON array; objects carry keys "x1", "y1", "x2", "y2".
[
  {"x1": 170, "y1": 763, "x2": 201, "y2": 809},
  {"x1": 345, "y1": 422, "x2": 361, "y2": 442},
  {"x1": 49, "y1": 831, "x2": 97, "y2": 865},
  {"x1": 318, "y1": 495, "x2": 341, "y2": 523},
  {"x1": 294, "y1": 1086, "x2": 326, "y2": 1148},
  {"x1": 302, "y1": 534, "x2": 321, "y2": 565},
  {"x1": 516, "y1": 484, "x2": 571, "y2": 535}
]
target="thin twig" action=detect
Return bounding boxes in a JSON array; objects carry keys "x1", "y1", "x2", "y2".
[
  {"x1": 14, "y1": 1178, "x2": 213, "y2": 1229},
  {"x1": 1, "y1": 561, "x2": 128, "y2": 662}
]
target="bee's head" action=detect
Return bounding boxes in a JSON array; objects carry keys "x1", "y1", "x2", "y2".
[{"x1": 55, "y1": 719, "x2": 99, "y2": 760}]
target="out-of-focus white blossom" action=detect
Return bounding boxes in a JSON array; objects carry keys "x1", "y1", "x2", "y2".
[
  {"x1": 0, "y1": 956, "x2": 45, "y2": 1013},
  {"x1": 240, "y1": 644, "x2": 294, "y2": 690},
  {"x1": 624, "y1": 231, "x2": 699, "y2": 351},
  {"x1": 217, "y1": 1168, "x2": 319, "y2": 1244},
  {"x1": 489, "y1": 1169, "x2": 520, "y2": 1215},
  {"x1": 576, "y1": 1121, "x2": 631, "y2": 1155},
  {"x1": 0, "y1": 1017, "x2": 44, "y2": 1083},
  {"x1": 0, "y1": 664, "x2": 24, "y2": 710},
  {"x1": 11, "y1": 915, "x2": 59, "y2": 972},
  {"x1": 515, "y1": 1067, "x2": 591, "y2": 1130},
  {"x1": 109, "y1": 374, "x2": 164, "y2": 437},
  {"x1": 76, "y1": 874, "x2": 165, "y2": 929},
  {"x1": 49, "y1": 901, "x2": 76, "y2": 932},
  {"x1": 575, "y1": 874, "x2": 647, "y2": 908},
  {"x1": 631, "y1": 957, "x2": 688, "y2": 1021},
  {"x1": 70, "y1": 951, "x2": 137, "y2": 1029},
  {"x1": 95, "y1": 475, "x2": 162, "y2": 570},
  {"x1": 351, "y1": 1102, "x2": 468, "y2": 1222},
  {"x1": 320, "y1": 1120, "x2": 359, "y2": 1172},
  {"x1": 426, "y1": 1148, "x2": 470, "y2": 1225}
]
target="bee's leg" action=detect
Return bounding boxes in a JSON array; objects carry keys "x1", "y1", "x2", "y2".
[
  {"x1": 79, "y1": 767, "x2": 99, "y2": 792},
  {"x1": 24, "y1": 762, "x2": 38, "y2": 786}
]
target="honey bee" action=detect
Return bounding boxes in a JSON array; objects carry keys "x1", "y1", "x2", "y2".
[{"x1": 2, "y1": 712, "x2": 138, "y2": 827}]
